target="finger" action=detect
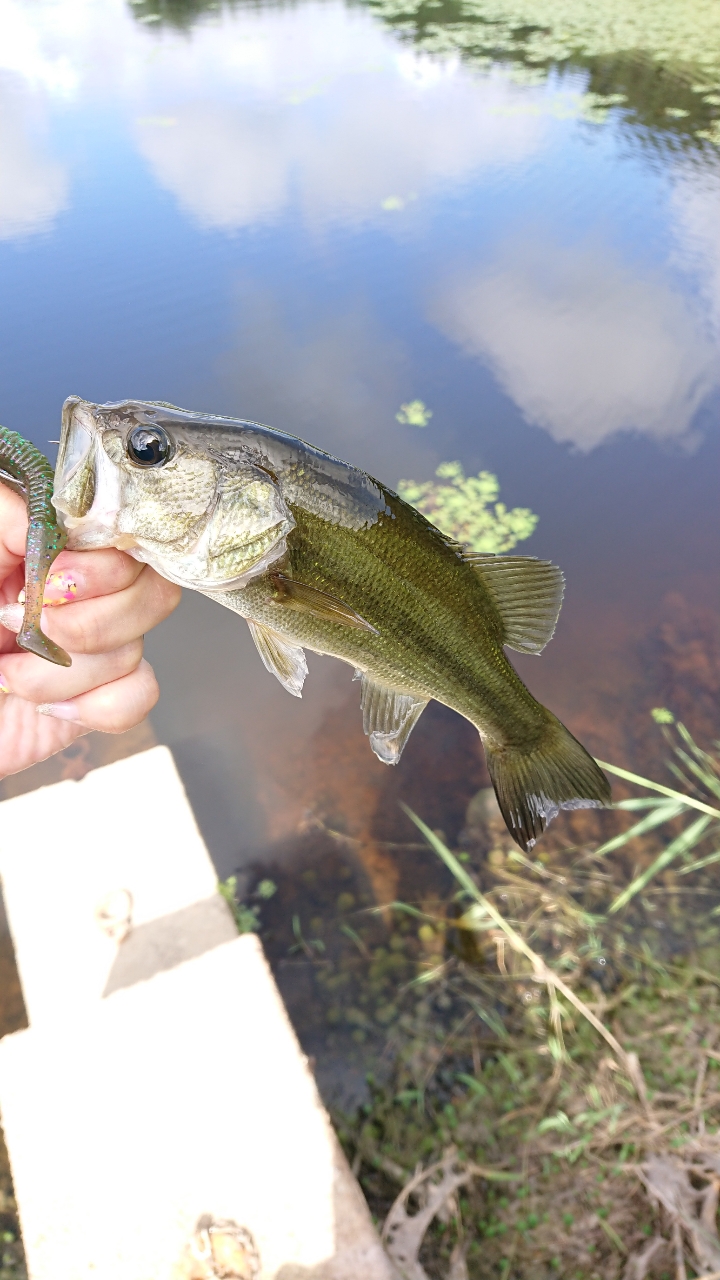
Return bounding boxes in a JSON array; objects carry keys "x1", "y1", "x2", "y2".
[
  {"x1": 0, "y1": 640, "x2": 143, "y2": 705},
  {"x1": 36, "y1": 658, "x2": 160, "y2": 733},
  {"x1": 37, "y1": 547, "x2": 147, "y2": 606},
  {"x1": 8, "y1": 548, "x2": 146, "y2": 609},
  {"x1": 0, "y1": 566, "x2": 181, "y2": 656},
  {"x1": 0, "y1": 472, "x2": 146, "y2": 609},
  {"x1": 0, "y1": 483, "x2": 29, "y2": 581},
  {"x1": 0, "y1": 693, "x2": 89, "y2": 779}
]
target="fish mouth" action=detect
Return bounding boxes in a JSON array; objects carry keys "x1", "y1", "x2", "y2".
[{"x1": 53, "y1": 397, "x2": 123, "y2": 550}]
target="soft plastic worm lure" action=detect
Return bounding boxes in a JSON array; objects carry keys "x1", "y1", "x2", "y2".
[{"x1": 0, "y1": 426, "x2": 71, "y2": 667}]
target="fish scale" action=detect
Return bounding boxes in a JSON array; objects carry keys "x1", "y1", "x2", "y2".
[
  {"x1": 50, "y1": 396, "x2": 611, "y2": 850},
  {"x1": 225, "y1": 503, "x2": 546, "y2": 750}
]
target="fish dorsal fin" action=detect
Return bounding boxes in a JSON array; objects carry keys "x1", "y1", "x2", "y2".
[
  {"x1": 357, "y1": 672, "x2": 427, "y2": 765},
  {"x1": 248, "y1": 620, "x2": 308, "y2": 698},
  {"x1": 465, "y1": 554, "x2": 564, "y2": 654},
  {"x1": 270, "y1": 573, "x2": 377, "y2": 633}
]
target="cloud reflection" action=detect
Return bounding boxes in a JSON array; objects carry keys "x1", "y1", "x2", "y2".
[
  {"x1": 0, "y1": 79, "x2": 68, "y2": 240},
  {"x1": 670, "y1": 168, "x2": 720, "y2": 342},
  {"x1": 0, "y1": 0, "x2": 549, "y2": 235},
  {"x1": 217, "y1": 287, "x2": 438, "y2": 483},
  {"x1": 134, "y1": 57, "x2": 545, "y2": 230},
  {"x1": 430, "y1": 239, "x2": 718, "y2": 449}
]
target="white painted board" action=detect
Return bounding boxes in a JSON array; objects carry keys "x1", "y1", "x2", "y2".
[
  {"x1": 0, "y1": 746, "x2": 221, "y2": 1024},
  {"x1": 0, "y1": 935, "x2": 395, "y2": 1279}
]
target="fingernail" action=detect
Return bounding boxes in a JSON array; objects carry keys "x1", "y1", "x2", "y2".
[
  {"x1": 0, "y1": 604, "x2": 23, "y2": 634},
  {"x1": 0, "y1": 674, "x2": 9, "y2": 694},
  {"x1": 17, "y1": 572, "x2": 79, "y2": 608},
  {"x1": 44, "y1": 572, "x2": 79, "y2": 606},
  {"x1": 37, "y1": 702, "x2": 85, "y2": 724}
]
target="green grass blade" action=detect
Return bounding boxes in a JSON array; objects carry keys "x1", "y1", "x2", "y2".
[
  {"x1": 593, "y1": 801, "x2": 685, "y2": 857},
  {"x1": 608, "y1": 814, "x2": 713, "y2": 913},
  {"x1": 676, "y1": 722, "x2": 720, "y2": 775},
  {"x1": 366, "y1": 901, "x2": 435, "y2": 921},
  {"x1": 402, "y1": 805, "x2": 641, "y2": 1079},
  {"x1": 464, "y1": 996, "x2": 510, "y2": 1040},
  {"x1": 613, "y1": 798, "x2": 676, "y2": 811},
  {"x1": 678, "y1": 845, "x2": 720, "y2": 875},
  {"x1": 402, "y1": 804, "x2": 486, "y2": 903},
  {"x1": 595, "y1": 760, "x2": 720, "y2": 820},
  {"x1": 673, "y1": 746, "x2": 720, "y2": 801}
]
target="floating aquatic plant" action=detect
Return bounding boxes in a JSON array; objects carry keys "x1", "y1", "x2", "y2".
[
  {"x1": 398, "y1": 461, "x2": 538, "y2": 553},
  {"x1": 396, "y1": 399, "x2": 433, "y2": 427},
  {"x1": 363, "y1": 0, "x2": 720, "y2": 149}
]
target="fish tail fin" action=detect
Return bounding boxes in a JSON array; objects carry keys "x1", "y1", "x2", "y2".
[{"x1": 484, "y1": 714, "x2": 610, "y2": 852}]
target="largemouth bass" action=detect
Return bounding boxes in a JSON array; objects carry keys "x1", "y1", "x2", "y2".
[{"x1": 53, "y1": 396, "x2": 610, "y2": 850}]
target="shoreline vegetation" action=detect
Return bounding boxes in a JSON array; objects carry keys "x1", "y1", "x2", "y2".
[
  {"x1": 226, "y1": 713, "x2": 720, "y2": 1280},
  {"x1": 345, "y1": 719, "x2": 720, "y2": 1278}
]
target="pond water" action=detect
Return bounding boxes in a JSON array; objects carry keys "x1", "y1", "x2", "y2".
[{"x1": 0, "y1": 0, "x2": 719, "y2": 1101}]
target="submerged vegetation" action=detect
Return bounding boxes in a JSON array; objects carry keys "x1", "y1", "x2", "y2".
[
  {"x1": 222, "y1": 715, "x2": 720, "y2": 1278},
  {"x1": 398, "y1": 463, "x2": 538, "y2": 554}
]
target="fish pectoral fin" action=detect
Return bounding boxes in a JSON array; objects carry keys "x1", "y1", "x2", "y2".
[
  {"x1": 357, "y1": 672, "x2": 427, "y2": 765},
  {"x1": 270, "y1": 573, "x2": 377, "y2": 633},
  {"x1": 247, "y1": 620, "x2": 308, "y2": 698},
  {"x1": 464, "y1": 554, "x2": 564, "y2": 654}
]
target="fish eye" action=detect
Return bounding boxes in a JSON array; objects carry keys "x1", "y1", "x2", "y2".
[{"x1": 126, "y1": 425, "x2": 173, "y2": 468}]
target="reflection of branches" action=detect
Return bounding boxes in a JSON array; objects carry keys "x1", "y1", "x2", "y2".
[
  {"x1": 363, "y1": 0, "x2": 720, "y2": 152},
  {"x1": 127, "y1": 0, "x2": 265, "y2": 32}
]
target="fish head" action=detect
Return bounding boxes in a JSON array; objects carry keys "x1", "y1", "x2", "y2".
[{"x1": 53, "y1": 396, "x2": 295, "y2": 590}]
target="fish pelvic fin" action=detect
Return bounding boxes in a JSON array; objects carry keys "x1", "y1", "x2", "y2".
[
  {"x1": 484, "y1": 714, "x2": 610, "y2": 851},
  {"x1": 248, "y1": 620, "x2": 308, "y2": 697},
  {"x1": 270, "y1": 573, "x2": 377, "y2": 633},
  {"x1": 465, "y1": 554, "x2": 564, "y2": 654},
  {"x1": 357, "y1": 672, "x2": 427, "y2": 765}
]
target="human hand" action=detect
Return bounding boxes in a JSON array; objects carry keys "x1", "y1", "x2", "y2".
[{"x1": 0, "y1": 482, "x2": 181, "y2": 779}]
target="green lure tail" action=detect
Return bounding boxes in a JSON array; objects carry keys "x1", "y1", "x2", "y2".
[{"x1": 0, "y1": 426, "x2": 71, "y2": 667}]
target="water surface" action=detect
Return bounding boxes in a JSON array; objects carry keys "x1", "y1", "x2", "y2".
[{"x1": 0, "y1": 0, "x2": 718, "y2": 880}]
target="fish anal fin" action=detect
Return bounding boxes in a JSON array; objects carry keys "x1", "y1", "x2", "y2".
[
  {"x1": 484, "y1": 714, "x2": 610, "y2": 851},
  {"x1": 248, "y1": 620, "x2": 308, "y2": 698},
  {"x1": 465, "y1": 554, "x2": 564, "y2": 654},
  {"x1": 358, "y1": 672, "x2": 427, "y2": 765},
  {"x1": 270, "y1": 573, "x2": 377, "y2": 634}
]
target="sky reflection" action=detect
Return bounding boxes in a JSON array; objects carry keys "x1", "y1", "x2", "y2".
[
  {"x1": 0, "y1": 0, "x2": 718, "y2": 861},
  {"x1": 430, "y1": 234, "x2": 717, "y2": 449},
  {"x1": 0, "y1": 78, "x2": 68, "y2": 239},
  {"x1": 0, "y1": 0, "x2": 717, "y2": 449}
]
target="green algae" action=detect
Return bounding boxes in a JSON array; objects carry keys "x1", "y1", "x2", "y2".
[{"x1": 398, "y1": 462, "x2": 538, "y2": 554}]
